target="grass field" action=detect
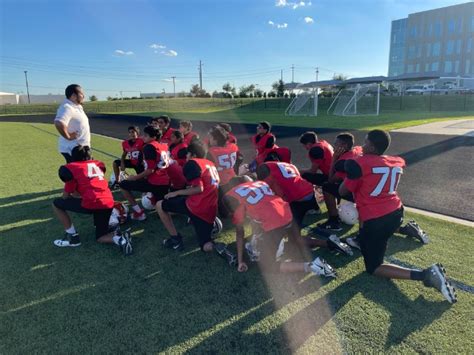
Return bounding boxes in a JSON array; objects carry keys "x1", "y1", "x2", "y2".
[{"x1": 1, "y1": 122, "x2": 473, "y2": 353}]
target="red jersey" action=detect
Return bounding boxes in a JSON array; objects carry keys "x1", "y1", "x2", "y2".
[
  {"x1": 207, "y1": 143, "x2": 240, "y2": 185},
  {"x1": 183, "y1": 131, "x2": 199, "y2": 146},
  {"x1": 160, "y1": 127, "x2": 175, "y2": 145},
  {"x1": 167, "y1": 162, "x2": 187, "y2": 190},
  {"x1": 251, "y1": 133, "x2": 278, "y2": 165},
  {"x1": 228, "y1": 133, "x2": 237, "y2": 144},
  {"x1": 343, "y1": 154, "x2": 405, "y2": 222},
  {"x1": 183, "y1": 158, "x2": 220, "y2": 223},
  {"x1": 225, "y1": 181, "x2": 292, "y2": 232},
  {"x1": 169, "y1": 142, "x2": 188, "y2": 166},
  {"x1": 308, "y1": 140, "x2": 334, "y2": 176},
  {"x1": 334, "y1": 146, "x2": 363, "y2": 180},
  {"x1": 122, "y1": 138, "x2": 144, "y2": 166},
  {"x1": 258, "y1": 162, "x2": 314, "y2": 203},
  {"x1": 143, "y1": 141, "x2": 170, "y2": 186},
  {"x1": 59, "y1": 160, "x2": 114, "y2": 210}
]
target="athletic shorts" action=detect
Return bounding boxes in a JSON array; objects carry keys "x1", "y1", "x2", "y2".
[
  {"x1": 322, "y1": 182, "x2": 354, "y2": 202},
  {"x1": 161, "y1": 196, "x2": 213, "y2": 248},
  {"x1": 53, "y1": 197, "x2": 113, "y2": 239},
  {"x1": 119, "y1": 179, "x2": 169, "y2": 201},
  {"x1": 290, "y1": 194, "x2": 317, "y2": 228},
  {"x1": 61, "y1": 152, "x2": 73, "y2": 163},
  {"x1": 302, "y1": 172, "x2": 328, "y2": 186},
  {"x1": 113, "y1": 159, "x2": 144, "y2": 174},
  {"x1": 359, "y1": 207, "x2": 404, "y2": 274},
  {"x1": 258, "y1": 224, "x2": 293, "y2": 273}
]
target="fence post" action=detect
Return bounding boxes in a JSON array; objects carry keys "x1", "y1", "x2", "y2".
[
  {"x1": 464, "y1": 93, "x2": 467, "y2": 111},
  {"x1": 429, "y1": 91, "x2": 432, "y2": 112},
  {"x1": 399, "y1": 94, "x2": 403, "y2": 111}
]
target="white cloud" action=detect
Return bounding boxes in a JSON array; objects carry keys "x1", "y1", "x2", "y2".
[
  {"x1": 304, "y1": 16, "x2": 314, "y2": 24},
  {"x1": 268, "y1": 20, "x2": 288, "y2": 29},
  {"x1": 162, "y1": 49, "x2": 178, "y2": 57},
  {"x1": 276, "y1": 0, "x2": 311, "y2": 9},
  {"x1": 149, "y1": 43, "x2": 166, "y2": 49},
  {"x1": 114, "y1": 49, "x2": 134, "y2": 56}
]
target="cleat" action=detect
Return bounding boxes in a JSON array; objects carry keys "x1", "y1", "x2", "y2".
[
  {"x1": 327, "y1": 234, "x2": 353, "y2": 256},
  {"x1": 423, "y1": 263, "x2": 457, "y2": 304},
  {"x1": 316, "y1": 219, "x2": 342, "y2": 232},
  {"x1": 245, "y1": 241, "x2": 260, "y2": 262},
  {"x1": 162, "y1": 235, "x2": 184, "y2": 251},
  {"x1": 131, "y1": 209, "x2": 146, "y2": 221},
  {"x1": 399, "y1": 220, "x2": 430, "y2": 244},
  {"x1": 211, "y1": 217, "x2": 223, "y2": 239},
  {"x1": 214, "y1": 242, "x2": 237, "y2": 266},
  {"x1": 346, "y1": 236, "x2": 361, "y2": 251},
  {"x1": 118, "y1": 228, "x2": 133, "y2": 256},
  {"x1": 54, "y1": 233, "x2": 81, "y2": 247},
  {"x1": 310, "y1": 257, "x2": 337, "y2": 278}
]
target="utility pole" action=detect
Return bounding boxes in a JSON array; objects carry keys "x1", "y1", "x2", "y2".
[
  {"x1": 171, "y1": 76, "x2": 176, "y2": 97},
  {"x1": 315, "y1": 67, "x2": 319, "y2": 82},
  {"x1": 120, "y1": 91, "x2": 123, "y2": 100},
  {"x1": 198, "y1": 60, "x2": 203, "y2": 90},
  {"x1": 24, "y1": 70, "x2": 30, "y2": 104},
  {"x1": 280, "y1": 69, "x2": 283, "y2": 82},
  {"x1": 291, "y1": 64, "x2": 295, "y2": 83}
]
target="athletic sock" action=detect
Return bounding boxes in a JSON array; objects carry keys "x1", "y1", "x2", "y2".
[
  {"x1": 132, "y1": 205, "x2": 142, "y2": 213},
  {"x1": 65, "y1": 225, "x2": 76, "y2": 234},
  {"x1": 410, "y1": 270, "x2": 425, "y2": 281},
  {"x1": 304, "y1": 262, "x2": 311, "y2": 273}
]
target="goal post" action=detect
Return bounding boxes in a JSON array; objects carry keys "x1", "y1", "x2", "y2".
[
  {"x1": 285, "y1": 89, "x2": 319, "y2": 117},
  {"x1": 329, "y1": 83, "x2": 381, "y2": 116}
]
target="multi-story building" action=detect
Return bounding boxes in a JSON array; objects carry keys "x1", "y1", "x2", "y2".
[{"x1": 388, "y1": 2, "x2": 474, "y2": 77}]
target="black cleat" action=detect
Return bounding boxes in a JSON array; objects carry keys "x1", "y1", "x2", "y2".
[
  {"x1": 119, "y1": 228, "x2": 133, "y2": 256},
  {"x1": 316, "y1": 219, "x2": 343, "y2": 232},
  {"x1": 214, "y1": 242, "x2": 237, "y2": 267},
  {"x1": 54, "y1": 233, "x2": 81, "y2": 247},
  {"x1": 327, "y1": 235, "x2": 353, "y2": 256},
  {"x1": 399, "y1": 220, "x2": 430, "y2": 244},
  {"x1": 423, "y1": 263, "x2": 457, "y2": 303},
  {"x1": 163, "y1": 235, "x2": 184, "y2": 251}
]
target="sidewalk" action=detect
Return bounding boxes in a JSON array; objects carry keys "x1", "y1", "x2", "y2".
[{"x1": 393, "y1": 119, "x2": 474, "y2": 136}]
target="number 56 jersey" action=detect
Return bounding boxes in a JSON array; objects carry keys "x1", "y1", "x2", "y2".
[
  {"x1": 225, "y1": 181, "x2": 292, "y2": 232},
  {"x1": 343, "y1": 155, "x2": 405, "y2": 222},
  {"x1": 59, "y1": 160, "x2": 114, "y2": 210}
]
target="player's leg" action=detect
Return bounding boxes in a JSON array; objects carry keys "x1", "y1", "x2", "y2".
[
  {"x1": 112, "y1": 159, "x2": 121, "y2": 187},
  {"x1": 289, "y1": 194, "x2": 319, "y2": 229},
  {"x1": 157, "y1": 197, "x2": 187, "y2": 250},
  {"x1": 119, "y1": 179, "x2": 150, "y2": 220},
  {"x1": 52, "y1": 197, "x2": 92, "y2": 247},
  {"x1": 95, "y1": 209, "x2": 133, "y2": 255},
  {"x1": 301, "y1": 172, "x2": 327, "y2": 186}
]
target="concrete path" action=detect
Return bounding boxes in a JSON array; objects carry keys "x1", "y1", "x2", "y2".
[{"x1": 393, "y1": 119, "x2": 474, "y2": 137}]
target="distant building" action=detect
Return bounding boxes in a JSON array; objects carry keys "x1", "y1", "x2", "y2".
[
  {"x1": 18, "y1": 94, "x2": 64, "y2": 104},
  {"x1": 140, "y1": 93, "x2": 176, "y2": 99},
  {"x1": 388, "y1": 2, "x2": 474, "y2": 77},
  {"x1": 0, "y1": 92, "x2": 18, "y2": 105}
]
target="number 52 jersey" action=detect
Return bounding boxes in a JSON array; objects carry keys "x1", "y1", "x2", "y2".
[{"x1": 343, "y1": 155, "x2": 405, "y2": 222}]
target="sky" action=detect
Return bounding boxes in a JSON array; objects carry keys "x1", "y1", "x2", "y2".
[{"x1": 0, "y1": 0, "x2": 470, "y2": 99}]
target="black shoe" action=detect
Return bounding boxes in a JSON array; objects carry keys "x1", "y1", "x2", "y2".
[
  {"x1": 118, "y1": 228, "x2": 133, "y2": 256},
  {"x1": 399, "y1": 220, "x2": 430, "y2": 244},
  {"x1": 423, "y1": 263, "x2": 457, "y2": 303},
  {"x1": 163, "y1": 235, "x2": 184, "y2": 251},
  {"x1": 54, "y1": 233, "x2": 81, "y2": 247},
  {"x1": 327, "y1": 235, "x2": 353, "y2": 256},
  {"x1": 214, "y1": 242, "x2": 237, "y2": 266},
  {"x1": 316, "y1": 219, "x2": 342, "y2": 232}
]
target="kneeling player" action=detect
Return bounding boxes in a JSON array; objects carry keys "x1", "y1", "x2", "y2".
[
  {"x1": 299, "y1": 131, "x2": 334, "y2": 186},
  {"x1": 179, "y1": 120, "x2": 200, "y2": 146},
  {"x1": 156, "y1": 142, "x2": 235, "y2": 264},
  {"x1": 52, "y1": 145, "x2": 132, "y2": 255},
  {"x1": 223, "y1": 176, "x2": 336, "y2": 276},
  {"x1": 112, "y1": 126, "x2": 144, "y2": 188},
  {"x1": 339, "y1": 129, "x2": 456, "y2": 303}
]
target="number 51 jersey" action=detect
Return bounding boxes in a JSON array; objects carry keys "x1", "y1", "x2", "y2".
[{"x1": 343, "y1": 155, "x2": 405, "y2": 222}]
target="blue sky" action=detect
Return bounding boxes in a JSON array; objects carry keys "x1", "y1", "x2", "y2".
[{"x1": 0, "y1": 0, "x2": 469, "y2": 99}]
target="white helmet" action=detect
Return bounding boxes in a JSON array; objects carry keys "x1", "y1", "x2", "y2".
[
  {"x1": 110, "y1": 202, "x2": 128, "y2": 225},
  {"x1": 141, "y1": 193, "x2": 156, "y2": 210},
  {"x1": 211, "y1": 217, "x2": 223, "y2": 238},
  {"x1": 338, "y1": 202, "x2": 359, "y2": 225}
]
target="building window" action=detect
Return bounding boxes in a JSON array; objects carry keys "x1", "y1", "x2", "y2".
[
  {"x1": 434, "y1": 22, "x2": 442, "y2": 37},
  {"x1": 409, "y1": 25, "x2": 417, "y2": 38},
  {"x1": 432, "y1": 62, "x2": 439, "y2": 71},
  {"x1": 407, "y1": 64, "x2": 414, "y2": 73},
  {"x1": 467, "y1": 38, "x2": 472, "y2": 53},
  {"x1": 416, "y1": 46, "x2": 422, "y2": 58},
  {"x1": 444, "y1": 61, "x2": 453, "y2": 73},
  {"x1": 446, "y1": 40, "x2": 455, "y2": 55},
  {"x1": 471, "y1": 16, "x2": 474, "y2": 32},
  {"x1": 454, "y1": 60, "x2": 460, "y2": 74},
  {"x1": 425, "y1": 43, "x2": 431, "y2": 57},
  {"x1": 466, "y1": 60, "x2": 471, "y2": 75},
  {"x1": 425, "y1": 63, "x2": 430, "y2": 72},
  {"x1": 416, "y1": 63, "x2": 420, "y2": 73},
  {"x1": 456, "y1": 40, "x2": 462, "y2": 54},
  {"x1": 408, "y1": 45, "x2": 416, "y2": 59},
  {"x1": 432, "y1": 42, "x2": 441, "y2": 56},
  {"x1": 448, "y1": 19, "x2": 455, "y2": 34}
]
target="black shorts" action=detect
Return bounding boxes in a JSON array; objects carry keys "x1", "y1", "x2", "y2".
[
  {"x1": 161, "y1": 196, "x2": 213, "y2": 248},
  {"x1": 113, "y1": 159, "x2": 144, "y2": 174},
  {"x1": 119, "y1": 179, "x2": 169, "y2": 201},
  {"x1": 359, "y1": 207, "x2": 404, "y2": 274},
  {"x1": 53, "y1": 197, "x2": 113, "y2": 239},
  {"x1": 258, "y1": 224, "x2": 292, "y2": 273},
  {"x1": 322, "y1": 182, "x2": 354, "y2": 202},
  {"x1": 302, "y1": 172, "x2": 328, "y2": 186},
  {"x1": 61, "y1": 152, "x2": 73, "y2": 163},
  {"x1": 290, "y1": 194, "x2": 317, "y2": 228}
]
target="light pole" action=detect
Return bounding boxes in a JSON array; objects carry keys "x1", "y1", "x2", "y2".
[
  {"x1": 24, "y1": 71, "x2": 30, "y2": 104},
  {"x1": 171, "y1": 76, "x2": 176, "y2": 97}
]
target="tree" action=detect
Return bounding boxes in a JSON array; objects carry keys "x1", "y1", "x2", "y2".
[
  {"x1": 255, "y1": 89, "x2": 263, "y2": 98},
  {"x1": 89, "y1": 95, "x2": 98, "y2": 101},
  {"x1": 332, "y1": 73, "x2": 348, "y2": 81},
  {"x1": 272, "y1": 80, "x2": 285, "y2": 97},
  {"x1": 222, "y1": 82, "x2": 236, "y2": 97},
  {"x1": 106, "y1": 96, "x2": 113, "y2": 101},
  {"x1": 190, "y1": 84, "x2": 201, "y2": 96}
]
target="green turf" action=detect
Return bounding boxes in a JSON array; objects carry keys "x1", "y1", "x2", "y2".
[{"x1": 1, "y1": 122, "x2": 473, "y2": 353}]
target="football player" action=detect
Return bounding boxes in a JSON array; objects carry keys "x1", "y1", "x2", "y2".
[
  {"x1": 156, "y1": 142, "x2": 235, "y2": 264},
  {"x1": 156, "y1": 115, "x2": 175, "y2": 144},
  {"x1": 52, "y1": 145, "x2": 132, "y2": 255},
  {"x1": 299, "y1": 131, "x2": 334, "y2": 186},
  {"x1": 119, "y1": 126, "x2": 170, "y2": 221},
  {"x1": 112, "y1": 126, "x2": 144, "y2": 189},
  {"x1": 251, "y1": 121, "x2": 278, "y2": 167},
  {"x1": 222, "y1": 176, "x2": 336, "y2": 276},
  {"x1": 217, "y1": 123, "x2": 237, "y2": 144},
  {"x1": 167, "y1": 130, "x2": 188, "y2": 190},
  {"x1": 339, "y1": 129, "x2": 456, "y2": 303},
  {"x1": 179, "y1": 120, "x2": 200, "y2": 146}
]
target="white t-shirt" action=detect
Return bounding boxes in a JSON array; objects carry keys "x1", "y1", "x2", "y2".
[{"x1": 54, "y1": 99, "x2": 91, "y2": 154}]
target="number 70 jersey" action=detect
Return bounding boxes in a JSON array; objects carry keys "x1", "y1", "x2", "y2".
[{"x1": 343, "y1": 155, "x2": 405, "y2": 222}]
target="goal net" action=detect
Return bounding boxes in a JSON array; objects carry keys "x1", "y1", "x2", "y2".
[
  {"x1": 285, "y1": 90, "x2": 318, "y2": 116},
  {"x1": 329, "y1": 83, "x2": 380, "y2": 116}
]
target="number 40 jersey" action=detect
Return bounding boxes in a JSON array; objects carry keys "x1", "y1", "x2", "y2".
[
  {"x1": 59, "y1": 160, "x2": 114, "y2": 209},
  {"x1": 343, "y1": 155, "x2": 405, "y2": 222}
]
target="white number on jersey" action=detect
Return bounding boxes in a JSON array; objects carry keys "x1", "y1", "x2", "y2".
[
  {"x1": 157, "y1": 151, "x2": 170, "y2": 169},
  {"x1": 277, "y1": 162, "x2": 298, "y2": 178},
  {"x1": 370, "y1": 166, "x2": 403, "y2": 196},
  {"x1": 206, "y1": 164, "x2": 220, "y2": 186},
  {"x1": 87, "y1": 162, "x2": 104, "y2": 180},
  {"x1": 217, "y1": 152, "x2": 237, "y2": 171},
  {"x1": 235, "y1": 181, "x2": 274, "y2": 205}
]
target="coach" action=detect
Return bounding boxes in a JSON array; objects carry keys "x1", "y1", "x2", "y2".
[{"x1": 54, "y1": 84, "x2": 91, "y2": 163}]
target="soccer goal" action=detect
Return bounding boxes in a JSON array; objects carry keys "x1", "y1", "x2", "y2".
[
  {"x1": 328, "y1": 83, "x2": 381, "y2": 116},
  {"x1": 285, "y1": 89, "x2": 319, "y2": 116}
]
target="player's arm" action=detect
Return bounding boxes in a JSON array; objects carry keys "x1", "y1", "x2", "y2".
[
  {"x1": 120, "y1": 151, "x2": 127, "y2": 171},
  {"x1": 339, "y1": 159, "x2": 362, "y2": 196},
  {"x1": 165, "y1": 161, "x2": 203, "y2": 198},
  {"x1": 301, "y1": 146, "x2": 323, "y2": 174},
  {"x1": 58, "y1": 166, "x2": 76, "y2": 198},
  {"x1": 235, "y1": 224, "x2": 248, "y2": 272},
  {"x1": 128, "y1": 145, "x2": 154, "y2": 181},
  {"x1": 329, "y1": 158, "x2": 345, "y2": 183}
]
